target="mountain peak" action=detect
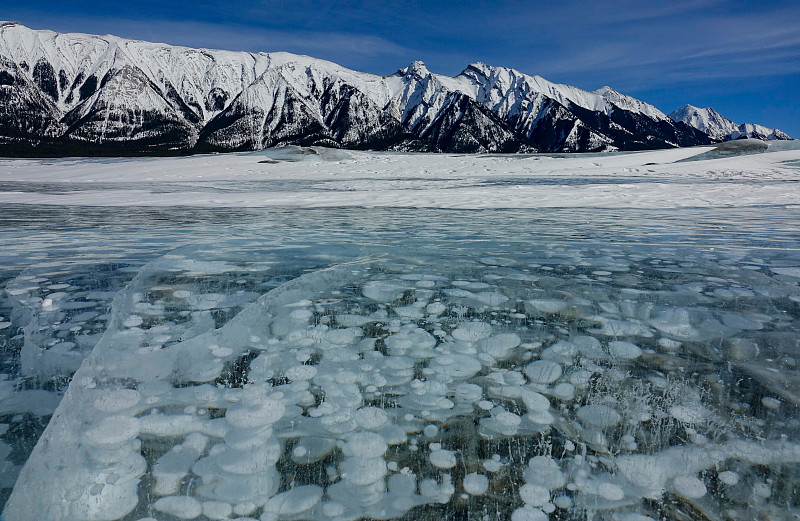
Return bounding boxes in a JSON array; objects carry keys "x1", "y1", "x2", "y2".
[
  {"x1": 669, "y1": 105, "x2": 791, "y2": 141},
  {"x1": 466, "y1": 61, "x2": 490, "y2": 71},
  {"x1": 673, "y1": 104, "x2": 709, "y2": 115},
  {"x1": 399, "y1": 60, "x2": 430, "y2": 77},
  {"x1": 593, "y1": 85, "x2": 668, "y2": 121},
  {"x1": 459, "y1": 62, "x2": 522, "y2": 80}
]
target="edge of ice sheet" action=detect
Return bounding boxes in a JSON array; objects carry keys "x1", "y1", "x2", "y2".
[{"x1": 2, "y1": 255, "x2": 377, "y2": 520}]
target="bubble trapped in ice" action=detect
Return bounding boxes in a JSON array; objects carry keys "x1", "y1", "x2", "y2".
[{"x1": 3, "y1": 200, "x2": 800, "y2": 521}]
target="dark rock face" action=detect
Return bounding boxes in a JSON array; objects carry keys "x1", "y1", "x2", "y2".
[
  {"x1": 59, "y1": 66, "x2": 198, "y2": 154},
  {"x1": 563, "y1": 102, "x2": 711, "y2": 151},
  {"x1": 32, "y1": 60, "x2": 58, "y2": 102},
  {"x1": 0, "y1": 58, "x2": 63, "y2": 153},
  {"x1": 318, "y1": 82, "x2": 405, "y2": 150},
  {"x1": 205, "y1": 88, "x2": 229, "y2": 112},
  {"x1": 397, "y1": 93, "x2": 524, "y2": 153},
  {"x1": 0, "y1": 24, "x2": 727, "y2": 156},
  {"x1": 78, "y1": 74, "x2": 97, "y2": 102}
]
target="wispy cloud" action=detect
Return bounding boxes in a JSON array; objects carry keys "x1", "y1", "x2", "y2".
[
  {"x1": 12, "y1": 1, "x2": 800, "y2": 86},
  {"x1": 512, "y1": 3, "x2": 800, "y2": 91}
]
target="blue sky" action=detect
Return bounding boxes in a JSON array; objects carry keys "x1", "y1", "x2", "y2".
[{"x1": 4, "y1": 0, "x2": 799, "y2": 137}]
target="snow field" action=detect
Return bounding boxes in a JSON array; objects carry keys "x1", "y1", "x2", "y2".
[{"x1": 0, "y1": 145, "x2": 799, "y2": 208}]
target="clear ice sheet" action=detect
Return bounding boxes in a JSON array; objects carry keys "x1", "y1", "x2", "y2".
[{"x1": 0, "y1": 205, "x2": 799, "y2": 520}]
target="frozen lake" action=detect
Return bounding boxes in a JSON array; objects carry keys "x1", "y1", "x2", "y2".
[{"x1": 1, "y1": 145, "x2": 799, "y2": 520}]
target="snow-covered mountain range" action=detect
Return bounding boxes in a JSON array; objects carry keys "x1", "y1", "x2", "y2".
[
  {"x1": 0, "y1": 22, "x2": 791, "y2": 156},
  {"x1": 668, "y1": 105, "x2": 791, "y2": 142}
]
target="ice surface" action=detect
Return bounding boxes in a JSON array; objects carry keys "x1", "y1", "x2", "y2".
[
  {"x1": 4, "y1": 236, "x2": 799, "y2": 518},
  {"x1": 1, "y1": 149, "x2": 800, "y2": 520}
]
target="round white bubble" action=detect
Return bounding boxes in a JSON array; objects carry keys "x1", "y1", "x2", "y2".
[
  {"x1": 429, "y1": 354, "x2": 482, "y2": 379},
  {"x1": 524, "y1": 360, "x2": 562, "y2": 384},
  {"x1": 597, "y1": 482, "x2": 624, "y2": 501},
  {"x1": 511, "y1": 506, "x2": 548, "y2": 521},
  {"x1": 355, "y1": 407, "x2": 389, "y2": 430},
  {"x1": 608, "y1": 341, "x2": 642, "y2": 359},
  {"x1": 342, "y1": 432, "x2": 388, "y2": 459},
  {"x1": 84, "y1": 416, "x2": 140, "y2": 447},
  {"x1": 225, "y1": 398, "x2": 285, "y2": 429},
  {"x1": 463, "y1": 473, "x2": 489, "y2": 495},
  {"x1": 718, "y1": 471, "x2": 739, "y2": 486},
  {"x1": 263, "y1": 485, "x2": 323, "y2": 515},
  {"x1": 429, "y1": 449, "x2": 457, "y2": 469},
  {"x1": 154, "y1": 496, "x2": 202, "y2": 519},
  {"x1": 93, "y1": 389, "x2": 141, "y2": 413},
  {"x1": 577, "y1": 404, "x2": 621, "y2": 428},
  {"x1": 423, "y1": 424, "x2": 439, "y2": 437},
  {"x1": 553, "y1": 382, "x2": 575, "y2": 400},
  {"x1": 673, "y1": 475, "x2": 707, "y2": 498},
  {"x1": 520, "y1": 484, "x2": 549, "y2": 506},
  {"x1": 452, "y1": 322, "x2": 493, "y2": 342},
  {"x1": 285, "y1": 365, "x2": 317, "y2": 381}
]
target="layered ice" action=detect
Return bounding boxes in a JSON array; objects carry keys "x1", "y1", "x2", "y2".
[{"x1": 1, "y1": 197, "x2": 800, "y2": 520}]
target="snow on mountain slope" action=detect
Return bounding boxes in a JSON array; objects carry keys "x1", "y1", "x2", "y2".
[
  {"x1": 457, "y1": 64, "x2": 666, "y2": 122},
  {"x1": 0, "y1": 22, "x2": 274, "y2": 123},
  {"x1": 595, "y1": 86, "x2": 668, "y2": 121},
  {"x1": 0, "y1": 54, "x2": 64, "y2": 141},
  {"x1": 459, "y1": 62, "x2": 608, "y2": 116},
  {"x1": 376, "y1": 61, "x2": 524, "y2": 153},
  {"x1": 669, "y1": 105, "x2": 792, "y2": 141},
  {"x1": 261, "y1": 52, "x2": 395, "y2": 111},
  {"x1": 455, "y1": 63, "x2": 708, "y2": 150},
  {"x1": 668, "y1": 105, "x2": 741, "y2": 141},
  {"x1": 0, "y1": 22, "x2": 720, "y2": 155},
  {"x1": 198, "y1": 64, "x2": 402, "y2": 152},
  {"x1": 388, "y1": 61, "x2": 451, "y2": 132},
  {"x1": 735, "y1": 122, "x2": 792, "y2": 141}
]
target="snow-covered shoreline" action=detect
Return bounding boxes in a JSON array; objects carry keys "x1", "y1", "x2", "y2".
[{"x1": 0, "y1": 146, "x2": 799, "y2": 209}]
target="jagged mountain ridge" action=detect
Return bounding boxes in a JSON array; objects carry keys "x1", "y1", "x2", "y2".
[
  {"x1": 668, "y1": 105, "x2": 791, "y2": 142},
  {"x1": 0, "y1": 21, "x2": 782, "y2": 156}
]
